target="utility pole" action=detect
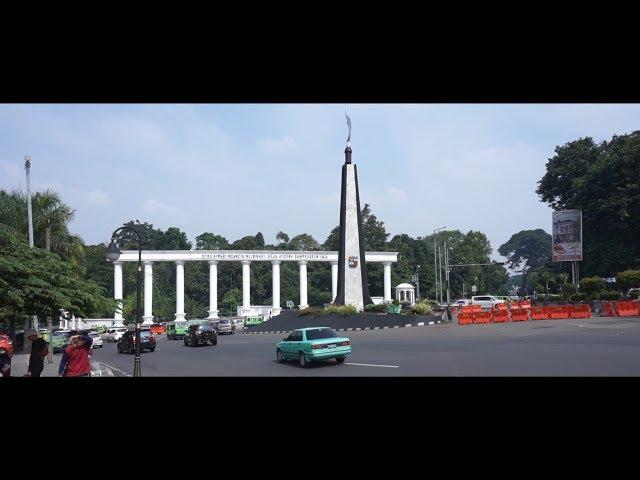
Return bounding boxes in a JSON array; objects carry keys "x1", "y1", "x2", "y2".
[
  {"x1": 433, "y1": 227, "x2": 445, "y2": 301},
  {"x1": 25, "y1": 155, "x2": 34, "y2": 248},
  {"x1": 24, "y1": 155, "x2": 37, "y2": 346},
  {"x1": 444, "y1": 241, "x2": 451, "y2": 305},
  {"x1": 437, "y1": 245, "x2": 442, "y2": 303}
]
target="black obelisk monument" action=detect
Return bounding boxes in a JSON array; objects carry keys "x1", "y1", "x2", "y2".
[{"x1": 334, "y1": 113, "x2": 373, "y2": 310}]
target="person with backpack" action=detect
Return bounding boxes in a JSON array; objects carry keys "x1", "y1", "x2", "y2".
[{"x1": 58, "y1": 333, "x2": 93, "y2": 377}]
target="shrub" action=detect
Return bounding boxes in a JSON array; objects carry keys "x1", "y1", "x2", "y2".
[
  {"x1": 579, "y1": 276, "x2": 605, "y2": 298},
  {"x1": 392, "y1": 298, "x2": 400, "y2": 306},
  {"x1": 364, "y1": 303, "x2": 387, "y2": 313},
  {"x1": 616, "y1": 270, "x2": 640, "y2": 291},
  {"x1": 629, "y1": 290, "x2": 640, "y2": 300},
  {"x1": 561, "y1": 283, "x2": 577, "y2": 296},
  {"x1": 299, "y1": 306, "x2": 323, "y2": 316},
  {"x1": 599, "y1": 290, "x2": 622, "y2": 301},
  {"x1": 410, "y1": 301, "x2": 434, "y2": 315},
  {"x1": 324, "y1": 304, "x2": 358, "y2": 315},
  {"x1": 570, "y1": 292, "x2": 587, "y2": 302},
  {"x1": 400, "y1": 301, "x2": 412, "y2": 312},
  {"x1": 537, "y1": 294, "x2": 561, "y2": 301}
]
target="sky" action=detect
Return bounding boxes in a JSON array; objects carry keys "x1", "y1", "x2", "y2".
[{"x1": 1, "y1": 104, "x2": 639, "y2": 261}]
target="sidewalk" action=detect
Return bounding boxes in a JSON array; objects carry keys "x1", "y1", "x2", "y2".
[{"x1": 9, "y1": 352, "x2": 61, "y2": 377}]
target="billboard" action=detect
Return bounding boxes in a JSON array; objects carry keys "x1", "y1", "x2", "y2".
[{"x1": 552, "y1": 210, "x2": 582, "y2": 262}]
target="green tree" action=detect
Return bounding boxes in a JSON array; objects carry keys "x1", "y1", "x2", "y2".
[
  {"x1": 0, "y1": 225, "x2": 115, "y2": 331},
  {"x1": 537, "y1": 131, "x2": 640, "y2": 276},
  {"x1": 579, "y1": 276, "x2": 605, "y2": 298},
  {"x1": 498, "y1": 229, "x2": 552, "y2": 271},
  {"x1": 0, "y1": 189, "x2": 85, "y2": 264},
  {"x1": 289, "y1": 233, "x2": 320, "y2": 251},
  {"x1": 276, "y1": 231, "x2": 289, "y2": 244},
  {"x1": 195, "y1": 232, "x2": 229, "y2": 250},
  {"x1": 616, "y1": 270, "x2": 640, "y2": 292}
]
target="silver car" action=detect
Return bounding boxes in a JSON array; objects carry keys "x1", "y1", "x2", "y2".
[{"x1": 216, "y1": 319, "x2": 234, "y2": 335}]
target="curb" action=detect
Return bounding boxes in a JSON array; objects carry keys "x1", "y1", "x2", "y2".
[{"x1": 238, "y1": 319, "x2": 448, "y2": 335}]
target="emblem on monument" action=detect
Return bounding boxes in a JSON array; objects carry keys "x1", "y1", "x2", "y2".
[{"x1": 348, "y1": 256, "x2": 358, "y2": 268}]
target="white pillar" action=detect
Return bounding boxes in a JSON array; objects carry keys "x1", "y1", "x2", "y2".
[
  {"x1": 143, "y1": 262, "x2": 154, "y2": 324},
  {"x1": 113, "y1": 261, "x2": 124, "y2": 326},
  {"x1": 383, "y1": 262, "x2": 392, "y2": 302},
  {"x1": 207, "y1": 261, "x2": 219, "y2": 319},
  {"x1": 299, "y1": 261, "x2": 308, "y2": 309},
  {"x1": 272, "y1": 261, "x2": 281, "y2": 315},
  {"x1": 242, "y1": 260, "x2": 251, "y2": 315},
  {"x1": 175, "y1": 261, "x2": 185, "y2": 320},
  {"x1": 331, "y1": 261, "x2": 338, "y2": 303}
]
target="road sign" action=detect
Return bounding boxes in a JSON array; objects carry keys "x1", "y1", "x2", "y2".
[{"x1": 471, "y1": 285, "x2": 477, "y2": 293}]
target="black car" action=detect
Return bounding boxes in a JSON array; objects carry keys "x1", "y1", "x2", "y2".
[
  {"x1": 183, "y1": 322, "x2": 217, "y2": 347},
  {"x1": 117, "y1": 328, "x2": 156, "y2": 354}
]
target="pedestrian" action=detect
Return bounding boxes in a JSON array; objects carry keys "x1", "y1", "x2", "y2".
[
  {"x1": 0, "y1": 330, "x2": 13, "y2": 378},
  {"x1": 58, "y1": 333, "x2": 93, "y2": 377},
  {"x1": 25, "y1": 329, "x2": 48, "y2": 377}
]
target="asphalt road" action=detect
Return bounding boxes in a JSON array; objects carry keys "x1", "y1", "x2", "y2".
[{"x1": 86, "y1": 316, "x2": 640, "y2": 376}]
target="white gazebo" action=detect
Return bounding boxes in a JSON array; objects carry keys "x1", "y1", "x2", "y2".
[{"x1": 395, "y1": 283, "x2": 416, "y2": 306}]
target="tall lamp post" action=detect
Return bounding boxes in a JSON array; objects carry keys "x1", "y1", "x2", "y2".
[
  {"x1": 433, "y1": 226, "x2": 445, "y2": 301},
  {"x1": 106, "y1": 226, "x2": 142, "y2": 377},
  {"x1": 413, "y1": 265, "x2": 421, "y2": 301}
]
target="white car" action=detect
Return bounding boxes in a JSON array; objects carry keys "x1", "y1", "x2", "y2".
[
  {"x1": 453, "y1": 299, "x2": 472, "y2": 308},
  {"x1": 103, "y1": 327, "x2": 128, "y2": 342},
  {"x1": 88, "y1": 331, "x2": 103, "y2": 349},
  {"x1": 471, "y1": 295, "x2": 506, "y2": 309}
]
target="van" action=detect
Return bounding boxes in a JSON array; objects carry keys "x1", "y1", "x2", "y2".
[{"x1": 166, "y1": 320, "x2": 188, "y2": 340}]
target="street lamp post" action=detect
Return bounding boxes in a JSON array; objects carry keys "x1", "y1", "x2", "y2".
[
  {"x1": 415, "y1": 265, "x2": 421, "y2": 301},
  {"x1": 433, "y1": 227, "x2": 445, "y2": 301},
  {"x1": 106, "y1": 226, "x2": 143, "y2": 377}
]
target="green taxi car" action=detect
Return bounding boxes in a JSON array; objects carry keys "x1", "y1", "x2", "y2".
[
  {"x1": 167, "y1": 319, "x2": 206, "y2": 340},
  {"x1": 276, "y1": 327, "x2": 351, "y2": 368}
]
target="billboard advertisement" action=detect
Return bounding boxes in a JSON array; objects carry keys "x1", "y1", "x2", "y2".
[{"x1": 552, "y1": 209, "x2": 582, "y2": 262}]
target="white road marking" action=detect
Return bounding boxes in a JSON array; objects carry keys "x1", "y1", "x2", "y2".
[
  {"x1": 405, "y1": 324, "x2": 412, "y2": 327},
  {"x1": 345, "y1": 362, "x2": 399, "y2": 368}
]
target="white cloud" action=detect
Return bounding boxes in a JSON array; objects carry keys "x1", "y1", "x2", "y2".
[
  {"x1": 87, "y1": 189, "x2": 110, "y2": 205},
  {"x1": 0, "y1": 160, "x2": 21, "y2": 179},
  {"x1": 386, "y1": 187, "x2": 408, "y2": 201},
  {"x1": 257, "y1": 136, "x2": 297, "y2": 155},
  {"x1": 142, "y1": 199, "x2": 181, "y2": 215}
]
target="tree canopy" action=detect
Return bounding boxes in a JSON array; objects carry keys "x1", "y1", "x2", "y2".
[{"x1": 536, "y1": 130, "x2": 640, "y2": 276}]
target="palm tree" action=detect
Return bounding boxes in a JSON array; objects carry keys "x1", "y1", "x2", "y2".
[
  {"x1": 0, "y1": 188, "x2": 85, "y2": 264},
  {"x1": 537, "y1": 270, "x2": 553, "y2": 296}
]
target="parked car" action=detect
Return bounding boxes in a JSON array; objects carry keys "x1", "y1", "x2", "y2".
[
  {"x1": 216, "y1": 319, "x2": 234, "y2": 335},
  {"x1": 453, "y1": 299, "x2": 472, "y2": 307},
  {"x1": 471, "y1": 295, "x2": 506, "y2": 309},
  {"x1": 148, "y1": 323, "x2": 166, "y2": 335},
  {"x1": 117, "y1": 328, "x2": 156, "y2": 354},
  {"x1": 627, "y1": 288, "x2": 640, "y2": 298},
  {"x1": 183, "y1": 322, "x2": 218, "y2": 347},
  {"x1": 52, "y1": 330, "x2": 73, "y2": 353},
  {"x1": 88, "y1": 331, "x2": 103, "y2": 349},
  {"x1": 276, "y1": 327, "x2": 352, "y2": 368}
]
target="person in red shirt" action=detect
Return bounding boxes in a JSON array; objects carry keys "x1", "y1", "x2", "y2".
[{"x1": 58, "y1": 334, "x2": 93, "y2": 377}]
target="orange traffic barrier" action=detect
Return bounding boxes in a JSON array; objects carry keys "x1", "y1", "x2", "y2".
[
  {"x1": 494, "y1": 303, "x2": 508, "y2": 311},
  {"x1": 473, "y1": 311, "x2": 492, "y2": 324},
  {"x1": 569, "y1": 304, "x2": 591, "y2": 319},
  {"x1": 530, "y1": 306, "x2": 550, "y2": 320},
  {"x1": 511, "y1": 308, "x2": 529, "y2": 321},
  {"x1": 491, "y1": 310, "x2": 509, "y2": 323},
  {"x1": 617, "y1": 301, "x2": 640, "y2": 317},
  {"x1": 518, "y1": 300, "x2": 532, "y2": 309},
  {"x1": 458, "y1": 312, "x2": 474, "y2": 325},
  {"x1": 601, "y1": 302, "x2": 616, "y2": 317},
  {"x1": 549, "y1": 305, "x2": 570, "y2": 319},
  {"x1": 461, "y1": 305, "x2": 482, "y2": 314}
]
